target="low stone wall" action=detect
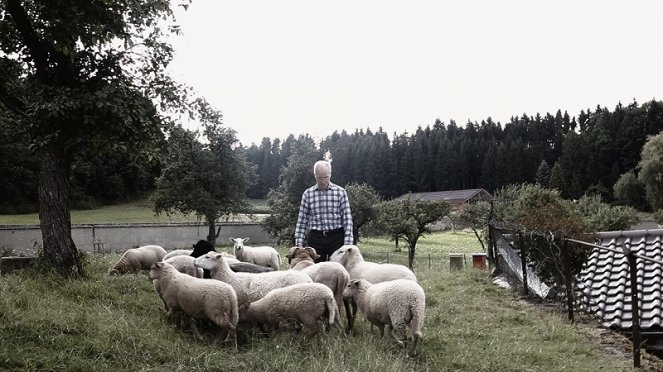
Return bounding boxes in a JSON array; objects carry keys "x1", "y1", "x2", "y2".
[{"x1": 0, "y1": 222, "x2": 273, "y2": 256}]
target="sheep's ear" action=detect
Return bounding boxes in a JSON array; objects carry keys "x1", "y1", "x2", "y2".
[
  {"x1": 243, "y1": 237, "x2": 250, "y2": 242},
  {"x1": 229, "y1": 237, "x2": 235, "y2": 242},
  {"x1": 305, "y1": 247, "x2": 320, "y2": 260},
  {"x1": 285, "y1": 246, "x2": 298, "y2": 259}
]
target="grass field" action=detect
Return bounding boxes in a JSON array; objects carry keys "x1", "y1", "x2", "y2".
[
  {"x1": 0, "y1": 199, "x2": 268, "y2": 225},
  {"x1": 1, "y1": 230, "x2": 661, "y2": 371}
]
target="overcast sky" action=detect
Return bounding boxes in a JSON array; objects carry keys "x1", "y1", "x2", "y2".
[{"x1": 167, "y1": 0, "x2": 663, "y2": 146}]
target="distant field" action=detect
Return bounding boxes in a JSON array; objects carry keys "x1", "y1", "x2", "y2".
[{"x1": 0, "y1": 199, "x2": 268, "y2": 225}]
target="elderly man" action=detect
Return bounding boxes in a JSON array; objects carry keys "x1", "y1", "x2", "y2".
[{"x1": 294, "y1": 160, "x2": 354, "y2": 262}]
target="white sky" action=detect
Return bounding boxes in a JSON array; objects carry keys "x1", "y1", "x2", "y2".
[{"x1": 167, "y1": 0, "x2": 663, "y2": 146}]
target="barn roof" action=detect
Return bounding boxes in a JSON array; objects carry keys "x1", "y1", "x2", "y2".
[
  {"x1": 576, "y1": 229, "x2": 663, "y2": 330},
  {"x1": 395, "y1": 188, "x2": 493, "y2": 204}
]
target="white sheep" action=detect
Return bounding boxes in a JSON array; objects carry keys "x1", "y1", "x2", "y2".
[
  {"x1": 230, "y1": 237, "x2": 281, "y2": 270},
  {"x1": 345, "y1": 278, "x2": 426, "y2": 357},
  {"x1": 108, "y1": 245, "x2": 167, "y2": 275},
  {"x1": 193, "y1": 252, "x2": 312, "y2": 312},
  {"x1": 241, "y1": 282, "x2": 344, "y2": 335},
  {"x1": 329, "y1": 245, "x2": 417, "y2": 283},
  {"x1": 286, "y1": 246, "x2": 351, "y2": 328},
  {"x1": 329, "y1": 244, "x2": 417, "y2": 330},
  {"x1": 153, "y1": 255, "x2": 204, "y2": 310},
  {"x1": 148, "y1": 262, "x2": 239, "y2": 350},
  {"x1": 162, "y1": 249, "x2": 193, "y2": 261}
]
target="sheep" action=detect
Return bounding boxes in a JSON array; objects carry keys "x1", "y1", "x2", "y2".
[
  {"x1": 148, "y1": 262, "x2": 239, "y2": 350},
  {"x1": 286, "y1": 246, "x2": 351, "y2": 328},
  {"x1": 345, "y1": 278, "x2": 425, "y2": 357},
  {"x1": 153, "y1": 255, "x2": 204, "y2": 309},
  {"x1": 329, "y1": 245, "x2": 417, "y2": 283},
  {"x1": 190, "y1": 240, "x2": 216, "y2": 258},
  {"x1": 329, "y1": 244, "x2": 417, "y2": 330},
  {"x1": 163, "y1": 249, "x2": 193, "y2": 261},
  {"x1": 193, "y1": 252, "x2": 312, "y2": 313},
  {"x1": 230, "y1": 237, "x2": 281, "y2": 270},
  {"x1": 108, "y1": 245, "x2": 167, "y2": 275},
  {"x1": 241, "y1": 282, "x2": 344, "y2": 335}
]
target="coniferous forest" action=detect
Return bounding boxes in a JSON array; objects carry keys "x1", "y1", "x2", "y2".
[{"x1": 1, "y1": 100, "x2": 662, "y2": 214}]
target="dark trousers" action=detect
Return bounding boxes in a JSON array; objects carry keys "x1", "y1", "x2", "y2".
[{"x1": 306, "y1": 228, "x2": 345, "y2": 263}]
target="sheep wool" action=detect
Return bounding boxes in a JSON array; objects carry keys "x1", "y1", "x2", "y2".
[
  {"x1": 242, "y1": 282, "x2": 343, "y2": 335},
  {"x1": 108, "y1": 245, "x2": 167, "y2": 275},
  {"x1": 162, "y1": 249, "x2": 193, "y2": 261},
  {"x1": 346, "y1": 278, "x2": 426, "y2": 357},
  {"x1": 330, "y1": 245, "x2": 417, "y2": 283},
  {"x1": 193, "y1": 252, "x2": 312, "y2": 311},
  {"x1": 148, "y1": 262, "x2": 239, "y2": 351},
  {"x1": 287, "y1": 246, "x2": 351, "y2": 328}
]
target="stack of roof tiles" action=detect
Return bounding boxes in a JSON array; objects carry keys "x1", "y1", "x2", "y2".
[{"x1": 576, "y1": 229, "x2": 663, "y2": 329}]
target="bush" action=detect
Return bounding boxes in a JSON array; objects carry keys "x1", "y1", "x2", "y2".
[{"x1": 654, "y1": 209, "x2": 663, "y2": 227}]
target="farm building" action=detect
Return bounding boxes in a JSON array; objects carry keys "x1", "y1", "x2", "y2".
[{"x1": 395, "y1": 188, "x2": 493, "y2": 205}]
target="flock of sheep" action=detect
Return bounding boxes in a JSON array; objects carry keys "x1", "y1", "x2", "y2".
[{"x1": 108, "y1": 237, "x2": 426, "y2": 356}]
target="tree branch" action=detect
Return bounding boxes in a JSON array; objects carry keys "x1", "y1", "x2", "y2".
[
  {"x1": 0, "y1": 81, "x2": 25, "y2": 114},
  {"x1": 6, "y1": 0, "x2": 50, "y2": 78}
]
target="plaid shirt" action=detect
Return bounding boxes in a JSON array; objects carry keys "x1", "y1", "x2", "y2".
[{"x1": 294, "y1": 182, "x2": 354, "y2": 246}]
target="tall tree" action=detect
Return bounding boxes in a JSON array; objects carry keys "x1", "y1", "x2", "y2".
[
  {"x1": 152, "y1": 123, "x2": 255, "y2": 245},
  {"x1": 262, "y1": 136, "x2": 322, "y2": 245},
  {"x1": 637, "y1": 133, "x2": 663, "y2": 210},
  {"x1": 535, "y1": 160, "x2": 552, "y2": 188},
  {"x1": 0, "y1": 1, "x2": 213, "y2": 275}
]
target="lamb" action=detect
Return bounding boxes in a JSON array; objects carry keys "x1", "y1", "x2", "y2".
[
  {"x1": 190, "y1": 239, "x2": 216, "y2": 258},
  {"x1": 163, "y1": 249, "x2": 193, "y2": 261},
  {"x1": 345, "y1": 278, "x2": 426, "y2": 357},
  {"x1": 230, "y1": 237, "x2": 281, "y2": 270},
  {"x1": 286, "y1": 246, "x2": 351, "y2": 328},
  {"x1": 153, "y1": 255, "x2": 204, "y2": 309},
  {"x1": 148, "y1": 262, "x2": 239, "y2": 350},
  {"x1": 241, "y1": 282, "x2": 343, "y2": 335},
  {"x1": 329, "y1": 244, "x2": 417, "y2": 330},
  {"x1": 193, "y1": 252, "x2": 312, "y2": 312},
  {"x1": 329, "y1": 245, "x2": 417, "y2": 283},
  {"x1": 108, "y1": 245, "x2": 167, "y2": 275}
]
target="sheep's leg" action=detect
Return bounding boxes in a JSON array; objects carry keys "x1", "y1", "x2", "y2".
[
  {"x1": 343, "y1": 297, "x2": 356, "y2": 331},
  {"x1": 190, "y1": 318, "x2": 205, "y2": 341},
  {"x1": 390, "y1": 322, "x2": 407, "y2": 349}
]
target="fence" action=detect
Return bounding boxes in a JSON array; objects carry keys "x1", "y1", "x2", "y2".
[{"x1": 488, "y1": 225, "x2": 663, "y2": 368}]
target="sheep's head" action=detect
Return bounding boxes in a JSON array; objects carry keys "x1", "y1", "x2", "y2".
[
  {"x1": 148, "y1": 262, "x2": 164, "y2": 280},
  {"x1": 286, "y1": 247, "x2": 319, "y2": 267},
  {"x1": 330, "y1": 244, "x2": 358, "y2": 264},
  {"x1": 191, "y1": 240, "x2": 215, "y2": 258},
  {"x1": 230, "y1": 237, "x2": 249, "y2": 254},
  {"x1": 194, "y1": 252, "x2": 225, "y2": 270}
]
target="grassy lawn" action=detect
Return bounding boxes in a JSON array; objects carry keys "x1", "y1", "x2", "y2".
[
  {"x1": 0, "y1": 199, "x2": 267, "y2": 225},
  {"x1": 1, "y1": 230, "x2": 660, "y2": 371}
]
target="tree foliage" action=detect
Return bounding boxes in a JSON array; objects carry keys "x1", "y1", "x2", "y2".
[
  {"x1": 376, "y1": 198, "x2": 451, "y2": 270},
  {"x1": 638, "y1": 133, "x2": 663, "y2": 210},
  {"x1": 613, "y1": 170, "x2": 648, "y2": 210},
  {"x1": 345, "y1": 182, "x2": 382, "y2": 244},
  {"x1": 261, "y1": 136, "x2": 322, "y2": 245},
  {"x1": 151, "y1": 123, "x2": 255, "y2": 245},
  {"x1": 0, "y1": 0, "x2": 216, "y2": 275}
]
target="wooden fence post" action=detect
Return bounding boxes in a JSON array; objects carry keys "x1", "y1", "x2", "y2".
[
  {"x1": 626, "y1": 241, "x2": 641, "y2": 369},
  {"x1": 519, "y1": 233, "x2": 529, "y2": 296},
  {"x1": 562, "y1": 238, "x2": 574, "y2": 322}
]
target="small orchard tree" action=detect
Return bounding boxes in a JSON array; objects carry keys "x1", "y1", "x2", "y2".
[
  {"x1": 151, "y1": 123, "x2": 256, "y2": 246},
  {"x1": 345, "y1": 182, "x2": 381, "y2": 244},
  {"x1": 376, "y1": 198, "x2": 451, "y2": 270},
  {"x1": 613, "y1": 170, "x2": 648, "y2": 210},
  {"x1": 457, "y1": 201, "x2": 491, "y2": 251}
]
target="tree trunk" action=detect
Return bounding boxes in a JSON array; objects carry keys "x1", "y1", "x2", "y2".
[
  {"x1": 408, "y1": 242, "x2": 416, "y2": 272},
  {"x1": 38, "y1": 146, "x2": 83, "y2": 277},
  {"x1": 207, "y1": 217, "x2": 217, "y2": 246}
]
